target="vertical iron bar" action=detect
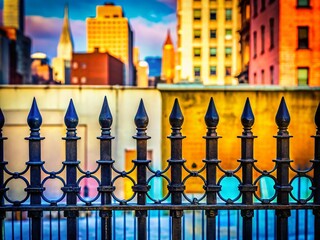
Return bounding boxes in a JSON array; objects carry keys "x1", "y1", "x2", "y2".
[
  {"x1": 58, "y1": 210, "x2": 61, "y2": 240},
  {"x1": 203, "y1": 98, "x2": 221, "y2": 240},
  {"x1": 274, "y1": 97, "x2": 292, "y2": 240},
  {"x1": 158, "y1": 210, "x2": 160, "y2": 240},
  {"x1": 168, "y1": 99, "x2": 185, "y2": 240},
  {"x1": 312, "y1": 103, "x2": 320, "y2": 240},
  {"x1": 97, "y1": 97, "x2": 115, "y2": 240},
  {"x1": 0, "y1": 109, "x2": 7, "y2": 240},
  {"x1": 227, "y1": 210, "x2": 230, "y2": 240},
  {"x1": 238, "y1": 98, "x2": 257, "y2": 240},
  {"x1": 192, "y1": 210, "x2": 195, "y2": 240},
  {"x1": 62, "y1": 100, "x2": 80, "y2": 240},
  {"x1": 25, "y1": 98, "x2": 45, "y2": 240},
  {"x1": 132, "y1": 100, "x2": 151, "y2": 240},
  {"x1": 265, "y1": 209, "x2": 268, "y2": 239}
]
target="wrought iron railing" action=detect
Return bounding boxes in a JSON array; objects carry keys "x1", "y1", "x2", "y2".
[{"x1": 0, "y1": 96, "x2": 319, "y2": 240}]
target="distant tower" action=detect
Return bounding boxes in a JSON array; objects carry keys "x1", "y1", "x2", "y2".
[
  {"x1": 57, "y1": 4, "x2": 74, "y2": 61},
  {"x1": 3, "y1": 0, "x2": 25, "y2": 33},
  {"x1": 161, "y1": 30, "x2": 175, "y2": 84},
  {"x1": 52, "y1": 4, "x2": 74, "y2": 84}
]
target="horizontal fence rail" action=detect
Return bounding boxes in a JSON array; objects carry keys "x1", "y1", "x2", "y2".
[{"x1": 0, "y1": 96, "x2": 319, "y2": 240}]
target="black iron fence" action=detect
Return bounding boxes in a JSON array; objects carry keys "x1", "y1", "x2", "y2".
[{"x1": 0, "y1": 96, "x2": 319, "y2": 240}]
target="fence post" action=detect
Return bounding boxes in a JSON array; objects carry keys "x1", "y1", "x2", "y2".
[
  {"x1": 238, "y1": 98, "x2": 257, "y2": 240},
  {"x1": 274, "y1": 97, "x2": 292, "y2": 240},
  {"x1": 168, "y1": 99, "x2": 185, "y2": 240},
  {"x1": 203, "y1": 97, "x2": 221, "y2": 240},
  {"x1": 97, "y1": 97, "x2": 115, "y2": 240},
  {"x1": 312, "y1": 103, "x2": 320, "y2": 240},
  {"x1": 62, "y1": 99, "x2": 80, "y2": 240},
  {"x1": 25, "y1": 98, "x2": 45, "y2": 240},
  {"x1": 132, "y1": 99, "x2": 151, "y2": 240},
  {"x1": 0, "y1": 109, "x2": 7, "y2": 239}
]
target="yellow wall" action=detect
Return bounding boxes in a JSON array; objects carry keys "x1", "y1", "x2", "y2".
[{"x1": 159, "y1": 85, "x2": 320, "y2": 192}]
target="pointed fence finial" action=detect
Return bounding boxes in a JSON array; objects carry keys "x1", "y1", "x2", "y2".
[
  {"x1": 169, "y1": 98, "x2": 184, "y2": 129},
  {"x1": 0, "y1": 108, "x2": 4, "y2": 129},
  {"x1": 205, "y1": 97, "x2": 219, "y2": 128},
  {"x1": 134, "y1": 99, "x2": 149, "y2": 129},
  {"x1": 27, "y1": 98, "x2": 42, "y2": 130},
  {"x1": 275, "y1": 97, "x2": 290, "y2": 131},
  {"x1": 99, "y1": 96, "x2": 113, "y2": 129},
  {"x1": 315, "y1": 103, "x2": 320, "y2": 133},
  {"x1": 241, "y1": 98, "x2": 254, "y2": 130},
  {"x1": 64, "y1": 99, "x2": 78, "y2": 129}
]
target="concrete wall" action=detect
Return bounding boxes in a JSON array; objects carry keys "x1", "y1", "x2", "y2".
[
  {"x1": 0, "y1": 85, "x2": 319, "y2": 197},
  {"x1": 0, "y1": 86, "x2": 162, "y2": 200},
  {"x1": 159, "y1": 84, "x2": 320, "y2": 192}
]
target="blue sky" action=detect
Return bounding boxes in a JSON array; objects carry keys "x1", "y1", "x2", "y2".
[{"x1": 0, "y1": 0, "x2": 176, "y2": 60}]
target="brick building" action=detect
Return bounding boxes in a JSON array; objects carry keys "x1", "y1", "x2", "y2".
[
  {"x1": 71, "y1": 51, "x2": 124, "y2": 85},
  {"x1": 249, "y1": 0, "x2": 320, "y2": 86}
]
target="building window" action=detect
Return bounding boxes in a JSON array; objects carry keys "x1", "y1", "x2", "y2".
[
  {"x1": 73, "y1": 62, "x2": 78, "y2": 69},
  {"x1": 194, "y1": 48, "x2": 201, "y2": 57},
  {"x1": 194, "y1": 9, "x2": 201, "y2": 20},
  {"x1": 194, "y1": 29, "x2": 201, "y2": 39},
  {"x1": 297, "y1": 67, "x2": 309, "y2": 85},
  {"x1": 298, "y1": 26, "x2": 309, "y2": 49},
  {"x1": 269, "y1": 18, "x2": 274, "y2": 49},
  {"x1": 210, "y1": 9, "x2": 217, "y2": 20},
  {"x1": 225, "y1": 66, "x2": 232, "y2": 76},
  {"x1": 261, "y1": 69, "x2": 265, "y2": 84},
  {"x1": 225, "y1": 29, "x2": 232, "y2": 40},
  {"x1": 253, "y1": 31, "x2": 257, "y2": 58},
  {"x1": 253, "y1": 0, "x2": 258, "y2": 17},
  {"x1": 210, "y1": 47, "x2": 217, "y2": 57},
  {"x1": 225, "y1": 9, "x2": 232, "y2": 21},
  {"x1": 80, "y1": 77, "x2": 87, "y2": 84},
  {"x1": 270, "y1": 66, "x2": 274, "y2": 84},
  {"x1": 194, "y1": 66, "x2": 201, "y2": 77},
  {"x1": 254, "y1": 72, "x2": 257, "y2": 83},
  {"x1": 72, "y1": 77, "x2": 78, "y2": 84},
  {"x1": 261, "y1": 0, "x2": 266, "y2": 11},
  {"x1": 225, "y1": 47, "x2": 232, "y2": 57},
  {"x1": 297, "y1": 0, "x2": 310, "y2": 7},
  {"x1": 210, "y1": 29, "x2": 217, "y2": 39},
  {"x1": 210, "y1": 66, "x2": 217, "y2": 76},
  {"x1": 261, "y1": 25, "x2": 265, "y2": 54}
]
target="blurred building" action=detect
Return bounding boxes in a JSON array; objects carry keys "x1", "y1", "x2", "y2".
[
  {"x1": 86, "y1": 3, "x2": 134, "y2": 86},
  {"x1": 161, "y1": 30, "x2": 175, "y2": 84},
  {"x1": 2, "y1": 0, "x2": 31, "y2": 84},
  {"x1": 249, "y1": 0, "x2": 320, "y2": 86},
  {"x1": 3, "y1": 0, "x2": 24, "y2": 33},
  {"x1": 136, "y1": 61, "x2": 149, "y2": 87},
  {"x1": 52, "y1": 5, "x2": 74, "y2": 84},
  {"x1": 0, "y1": 28, "x2": 11, "y2": 84},
  {"x1": 31, "y1": 52, "x2": 55, "y2": 84},
  {"x1": 71, "y1": 51, "x2": 124, "y2": 85},
  {"x1": 237, "y1": 0, "x2": 250, "y2": 83},
  {"x1": 176, "y1": 0, "x2": 240, "y2": 85}
]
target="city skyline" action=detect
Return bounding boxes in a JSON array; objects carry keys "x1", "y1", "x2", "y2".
[{"x1": 0, "y1": 0, "x2": 177, "y2": 60}]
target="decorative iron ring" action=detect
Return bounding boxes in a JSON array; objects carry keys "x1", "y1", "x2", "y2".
[
  {"x1": 41, "y1": 175, "x2": 66, "y2": 204},
  {"x1": 182, "y1": 174, "x2": 207, "y2": 203},
  {"x1": 111, "y1": 174, "x2": 136, "y2": 204},
  {"x1": 253, "y1": 174, "x2": 277, "y2": 203},
  {"x1": 289, "y1": 175, "x2": 314, "y2": 203},
  {"x1": 3, "y1": 175, "x2": 30, "y2": 204},
  {"x1": 217, "y1": 174, "x2": 242, "y2": 204},
  {"x1": 76, "y1": 175, "x2": 101, "y2": 204},
  {"x1": 146, "y1": 173, "x2": 171, "y2": 203}
]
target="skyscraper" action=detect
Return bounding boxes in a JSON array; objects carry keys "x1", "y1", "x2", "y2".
[
  {"x1": 161, "y1": 30, "x2": 175, "y2": 84},
  {"x1": 86, "y1": 3, "x2": 134, "y2": 85},
  {"x1": 52, "y1": 4, "x2": 74, "y2": 84},
  {"x1": 3, "y1": 0, "x2": 24, "y2": 33},
  {"x1": 2, "y1": 0, "x2": 31, "y2": 84},
  {"x1": 176, "y1": 0, "x2": 240, "y2": 85},
  {"x1": 249, "y1": 0, "x2": 320, "y2": 86}
]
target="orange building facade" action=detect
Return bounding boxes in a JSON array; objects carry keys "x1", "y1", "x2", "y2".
[
  {"x1": 249, "y1": 0, "x2": 320, "y2": 86},
  {"x1": 71, "y1": 51, "x2": 124, "y2": 85}
]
